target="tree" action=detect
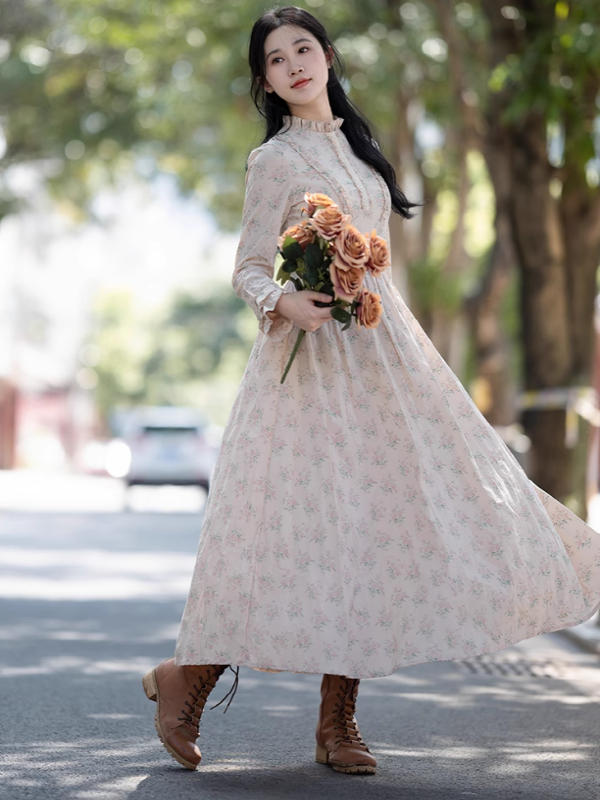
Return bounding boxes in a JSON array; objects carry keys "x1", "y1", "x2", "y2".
[
  {"x1": 90, "y1": 287, "x2": 254, "y2": 420},
  {"x1": 477, "y1": 0, "x2": 600, "y2": 503},
  {"x1": 4, "y1": 0, "x2": 600, "y2": 505},
  {"x1": 0, "y1": 0, "x2": 482, "y2": 285}
]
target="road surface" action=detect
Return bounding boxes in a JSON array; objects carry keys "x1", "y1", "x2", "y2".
[{"x1": 1, "y1": 476, "x2": 600, "y2": 800}]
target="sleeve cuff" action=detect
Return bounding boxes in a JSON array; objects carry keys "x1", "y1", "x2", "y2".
[{"x1": 258, "y1": 284, "x2": 294, "y2": 339}]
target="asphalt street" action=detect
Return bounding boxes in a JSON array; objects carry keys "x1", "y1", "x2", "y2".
[{"x1": 2, "y1": 491, "x2": 600, "y2": 800}]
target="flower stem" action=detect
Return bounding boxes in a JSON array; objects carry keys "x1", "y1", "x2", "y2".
[{"x1": 280, "y1": 329, "x2": 306, "y2": 384}]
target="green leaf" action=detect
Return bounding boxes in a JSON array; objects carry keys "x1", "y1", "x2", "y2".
[
  {"x1": 282, "y1": 240, "x2": 304, "y2": 261},
  {"x1": 342, "y1": 319, "x2": 352, "y2": 331},
  {"x1": 331, "y1": 306, "x2": 352, "y2": 323},
  {"x1": 276, "y1": 259, "x2": 298, "y2": 283},
  {"x1": 304, "y1": 242, "x2": 323, "y2": 271},
  {"x1": 303, "y1": 243, "x2": 322, "y2": 286}
]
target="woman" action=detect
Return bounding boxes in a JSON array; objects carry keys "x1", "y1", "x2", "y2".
[{"x1": 143, "y1": 6, "x2": 600, "y2": 777}]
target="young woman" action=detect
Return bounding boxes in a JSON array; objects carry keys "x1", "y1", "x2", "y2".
[{"x1": 143, "y1": 6, "x2": 600, "y2": 777}]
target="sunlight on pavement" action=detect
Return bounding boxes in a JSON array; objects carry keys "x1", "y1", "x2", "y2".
[
  {"x1": 0, "y1": 469, "x2": 207, "y2": 513},
  {"x1": 0, "y1": 547, "x2": 195, "y2": 599},
  {"x1": 71, "y1": 775, "x2": 148, "y2": 800},
  {"x1": 0, "y1": 655, "x2": 161, "y2": 678}
]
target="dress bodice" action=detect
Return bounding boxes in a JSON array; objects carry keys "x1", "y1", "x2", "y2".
[
  {"x1": 274, "y1": 114, "x2": 392, "y2": 238},
  {"x1": 232, "y1": 114, "x2": 393, "y2": 338}
]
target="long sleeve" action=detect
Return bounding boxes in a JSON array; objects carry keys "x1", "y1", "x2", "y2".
[{"x1": 232, "y1": 143, "x2": 297, "y2": 339}]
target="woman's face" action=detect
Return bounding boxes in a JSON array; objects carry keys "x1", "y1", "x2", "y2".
[{"x1": 262, "y1": 25, "x2": 333, "y2": 110}]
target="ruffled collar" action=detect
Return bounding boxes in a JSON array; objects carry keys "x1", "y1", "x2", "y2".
[{"x1": 281, "y1": 114, "x2": 344, "y2": 133}]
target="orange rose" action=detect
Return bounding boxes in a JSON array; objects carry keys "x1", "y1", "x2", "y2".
[
  {"x1": 365, "y1": 229, "x2": 391, "y2": 275},
  {"x1": 356, "y1": 289, "x2": 383, "y2": 329},
  {"x1": 303, "y1": 192, "x2": 336, "y2": 216},
  {"x1": 329, "y1": 262, "x2": 365, "y2": 303},
  {"x1": 309, "y1": 205, "x2": 351, "y2": 240},
  {"x1": 278, "y1": 220, "x2": 316, "y2": 252},
  {"x1": 331, "y1": 225, "x2": 369, "y2": 271}
]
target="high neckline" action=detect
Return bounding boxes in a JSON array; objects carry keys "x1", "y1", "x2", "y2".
[{"x1": 281, "y1": 114, "x2": 344, "y2": 133}]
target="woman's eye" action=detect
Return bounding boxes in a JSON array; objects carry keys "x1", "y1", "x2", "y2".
[{"x1": 272, "y1": 46, "x2": 310, "y2": 64}]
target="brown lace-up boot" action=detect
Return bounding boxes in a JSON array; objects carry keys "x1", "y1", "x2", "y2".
[
  {"x1": 315, "y1": 673, "x2": 377, "y2": 775},
  {"x1": 142, "y1": 658, "x2": 236, "y2": 770}
]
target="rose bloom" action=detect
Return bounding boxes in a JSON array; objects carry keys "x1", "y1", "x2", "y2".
[
  {"x1": 277, "y1": 220, "x2": 316, "y2": 252},
  {"x1": 329, "y1": 262, "x2": 365, "y2": 303},
  {"x1": 365, "y1": 229, "x2": 391, "y2": 275},
  {"x1": 303, "y1": 192, "x2": 336, "y2": 216},
  {"x1": 331, "y1": 225, "x2": 369, "y2": 271},
  {"x1": 356, "y1": 289, "x2": 383, "y2": 329},
  {"x1": 309, "y1": 204, "x2": 351, "y2": 240}
]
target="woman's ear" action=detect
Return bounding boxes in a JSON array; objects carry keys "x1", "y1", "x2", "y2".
[{"x1": 261, "y1": 76, "x2": 274, "y2": 94}]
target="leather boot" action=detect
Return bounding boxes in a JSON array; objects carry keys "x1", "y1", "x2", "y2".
[
  {"x1": 142, "y1": 658, "x2": 231, "y2": 769},
  {"x1": 315, "y1": 673, "x2": 377, "y2": 775}
]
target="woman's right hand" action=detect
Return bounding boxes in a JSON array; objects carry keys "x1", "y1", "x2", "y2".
[{"x1": 273, "y1": 291, "x2": 334, "y2": 333}]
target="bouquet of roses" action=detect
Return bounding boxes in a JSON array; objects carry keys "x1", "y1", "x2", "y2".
[{"x1": 275, "y1": 192, "x2": 389, "y2": 384}]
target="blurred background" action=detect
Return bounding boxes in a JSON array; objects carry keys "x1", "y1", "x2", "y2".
[{"x1": 1, "y1": 0, "x2": 600, "y2": 517}]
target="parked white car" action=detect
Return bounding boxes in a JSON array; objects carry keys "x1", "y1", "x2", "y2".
[{"x1": 117, "y1": 406, "x2": 220, "y2": 491}]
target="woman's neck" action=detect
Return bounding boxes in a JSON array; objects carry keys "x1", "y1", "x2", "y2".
[{"x1": 287, "y1": 95, "x2": 334, "y2": 122}]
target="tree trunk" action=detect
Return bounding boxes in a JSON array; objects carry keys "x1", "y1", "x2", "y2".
[
  {"x1": 0, "y1": 379, "x2": 17, "y2": 469},
  {"x1": 427, "y1": 0, "x2": 483, "y2": 378},
  {"x1": 464, "y1": 209, "x2": 516, "y2": 425},
  {"x1": 428, "y1": 132, "x2": 470, "y2": 374},
  {"x1": 388, "y1": 87, "x2": 427, "y2": 302},
  {"x1": 480, "y1": 0, "x2": 600, "y2": 505}
]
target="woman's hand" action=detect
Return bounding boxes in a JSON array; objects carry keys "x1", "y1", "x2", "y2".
[{"x1": 272, "y1": 291, "x2": 334, "y2": 333}]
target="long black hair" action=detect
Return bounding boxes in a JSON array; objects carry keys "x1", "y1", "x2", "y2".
[{"x1": 248, "y1": 6, "x2": 418, "y2": 220}]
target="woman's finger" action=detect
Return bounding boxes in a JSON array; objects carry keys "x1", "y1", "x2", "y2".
[{"x1": 306, "y1": 291, "x2": 334, "y2": 303}]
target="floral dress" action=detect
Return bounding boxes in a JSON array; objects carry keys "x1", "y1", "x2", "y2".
[{"x1": 174, "y1": 114, "x2": 600, "y2": 679}]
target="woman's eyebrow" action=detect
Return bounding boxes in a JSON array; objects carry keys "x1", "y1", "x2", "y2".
[{"x1": 266, "y1": 38, "x2": 312, "y2": 59}]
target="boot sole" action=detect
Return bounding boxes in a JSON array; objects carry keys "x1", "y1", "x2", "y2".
[
  {"x1": 142, "y1": 668, "x2": 199, "y2": 771},
  {"x1": 315, "y1": 745, "x2": 376, "y2": 775}
]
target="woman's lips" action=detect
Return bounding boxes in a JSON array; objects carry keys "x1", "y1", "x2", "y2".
[{"x1": 292, "y1": 78, "x2": 311, "y2": 89}]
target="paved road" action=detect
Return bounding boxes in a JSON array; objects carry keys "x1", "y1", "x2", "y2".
[{"x1": 2, "y1": 507, "x2": 600, "y2": 800}]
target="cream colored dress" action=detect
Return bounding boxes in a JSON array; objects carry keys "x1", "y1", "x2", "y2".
[{"x1": 174, "y1": 114, "x2": 600, "y2": 679}]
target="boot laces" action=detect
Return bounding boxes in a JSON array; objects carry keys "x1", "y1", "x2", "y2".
[
  {"x1": 332, "y1": 677, "x2": 367, "y2": 749},
  {"x1": 210, "y1": 666, "x2": 240, "y2": 713},
  {"x1": 177, "y1": 665, "x2": 239, "y2": 731}
]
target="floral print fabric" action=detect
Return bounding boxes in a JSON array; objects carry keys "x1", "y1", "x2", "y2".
[{"x1": 175, "y1": 115, "x2": 600, "y2": 678}]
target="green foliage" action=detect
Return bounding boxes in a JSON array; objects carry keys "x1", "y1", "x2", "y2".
[
  {"x1": 330, "y1": 305, "x2": 351, "y2": 323},
  {"x1": 485, "y1": 0, "x2": 600, "y2": 169},
  {"x1": 303, "y1": 242, "x2": 323, "y2": 282},
  {"x1": 0, "y1": 0, "x2": 490, "y2": 227},
  {"x1": 90, "y1": 285, "x2": 255, "y2": 418},
  {"x1": 409, "y1": 255, "x2": 466, "y2": 317},
  {"x1": 281, "y1": 239, "x2": 304, "y2": 261},
  {"x1": 3, "y1": 0, "x2": 600, "y2": 408}
]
